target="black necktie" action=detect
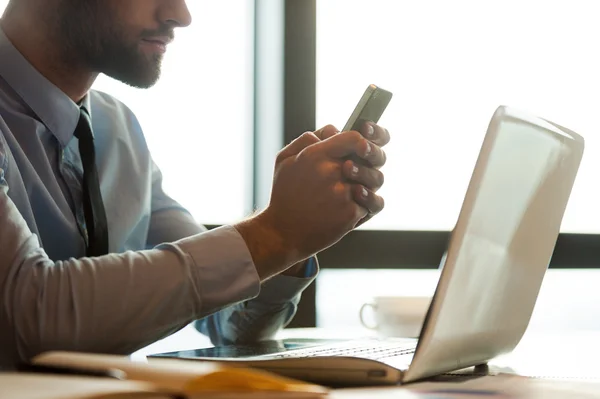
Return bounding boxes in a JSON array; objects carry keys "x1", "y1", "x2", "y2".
[{"x1": 74, "y1": 108, "x2": 109, "y2": 256}]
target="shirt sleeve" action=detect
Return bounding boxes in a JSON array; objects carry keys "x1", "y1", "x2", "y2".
[
  {"x1": 145, "y1": 158, "x2": 320, "y2": 345},
  {"x1": 145, "y1": 159, "x2": 206, "y2": 248},
  {"x1": 195, "y1": 258, "x2": 319, "y2": 345},
  {"x1": 0, "y1": 154, "x2": 260, "y2": 367}
]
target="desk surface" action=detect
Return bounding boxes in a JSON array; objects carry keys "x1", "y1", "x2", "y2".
[{"x1": 137, "y1": 326, "x2": 600, "y2": 397}]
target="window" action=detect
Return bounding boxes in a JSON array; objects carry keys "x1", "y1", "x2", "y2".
[
  {"x1": 316, "y1": 0, "x2": 600, "y2": 233},
  {"x1": 311, "y1": 0, "x2": 600, "y2": 332},
  {"x1": 0, "y1": 0, "x2": 255, "y2": 224}
]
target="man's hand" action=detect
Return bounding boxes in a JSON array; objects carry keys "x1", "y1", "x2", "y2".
[
  {"x1": 235, "y1": 124, "x2": 389, "y2": 281},
  {"x1": 316, "y1": 122, "x2": 390, "y2": 226},
  {"x1": 315, "y1": 122, "x2": 391, "y2": 152}
]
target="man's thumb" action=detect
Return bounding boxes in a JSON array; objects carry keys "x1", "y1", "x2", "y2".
[{"x1": 276, "y1": 131, "x2": 320, "y2": 161}]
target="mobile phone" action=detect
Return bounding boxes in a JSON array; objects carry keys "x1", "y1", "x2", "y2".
[{"x1": 342, "y1": 84, "x2": 393, "y2": 132}]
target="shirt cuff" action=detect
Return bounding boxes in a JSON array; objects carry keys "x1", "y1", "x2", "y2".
[
  {"x1": 169, "y1": 225, "x2": 261, "y2": 314},
  {"x1": 302, "y1": 256, "x2": 318, "y2": 278},
  {"x1": 254, "y1": 256, "x2": 319, "y2": 305}
]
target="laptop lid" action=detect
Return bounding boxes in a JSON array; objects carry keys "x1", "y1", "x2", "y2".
[{"x1": 403, "y1": 106, "x2": 585, "y2": 382}]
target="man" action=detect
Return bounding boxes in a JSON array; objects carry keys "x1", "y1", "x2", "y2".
[{"x1": 0, "y1": 0, "x2": 390, "y2": 369}]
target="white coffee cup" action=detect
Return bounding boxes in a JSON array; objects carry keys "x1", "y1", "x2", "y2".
[{"x1": 359, "y1": 296, "x2": 431, "y2": 337}]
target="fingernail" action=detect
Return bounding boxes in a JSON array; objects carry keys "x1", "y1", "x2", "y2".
[
  {"x1": 352, "y1": 165, "x2": 359, "y2": 175},
  {"x1": 365, "y1": 141, "x2": 372, "y2": 156},
  {"x1": 362, "y1": 187, "x2": 369, "y2": 198},
  {"x1": 366, "y1": 124, "x2": 375, "y2": 137}
]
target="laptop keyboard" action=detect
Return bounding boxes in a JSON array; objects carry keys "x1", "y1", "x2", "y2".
[{"x1": 270, "y1": 340, "x2": 416, "y2": 361}]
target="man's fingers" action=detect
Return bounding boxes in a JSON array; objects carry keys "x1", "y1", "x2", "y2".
[
  {"x1": 342, "y1": 160, "x2": 384, "y2": 192},
  {"x1": 354, "y1": 214, "x2": 373, "y2": 228},
  {"x1": 318, "y1": 131, "x2": 386, "y2": 168},
  {"x1": 316, "y1": 122, "x2": 389, "y2": 145},
  {"x1": 278, "y1": 125, "x2": 340, "y2": 163},
  {"x1": 314, "y1": 124, "x2": 339, "y2": 141},
  {"x1": 358, "y1": 122, "x2": 390, "y2": 147},
  {"x1": 277, "y1": 131, "x2": 320, "y2": 161},
  {"x1": 351, "y1": 185, "x2": 385, "y2": 215},
  {"x1": 318, "y1": 130, "x2": 370, "y2": 158},
  {"x1": 360, "y1": 139, "x2": 386, "y2": 169}
]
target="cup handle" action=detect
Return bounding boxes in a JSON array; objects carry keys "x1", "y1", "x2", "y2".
[{"x1": 359, "y1": 303, "x2": 378, "y2": 330}]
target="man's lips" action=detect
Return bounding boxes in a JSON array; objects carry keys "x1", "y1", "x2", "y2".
[
  {"x1": 140, "y1": 36, "x2": 173, "y2": 53},
  {"x1": 142, "y1": 36, "x2": 173, "y2": 46}
]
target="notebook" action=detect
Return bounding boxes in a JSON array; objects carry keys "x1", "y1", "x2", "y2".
[{"x1": 17, "y1": 350, "x2": 329, "y2": 398}]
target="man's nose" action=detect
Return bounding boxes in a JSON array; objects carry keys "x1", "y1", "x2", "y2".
[{"x1": 159, "y1": 0, "x2": 192, "y2": 28}]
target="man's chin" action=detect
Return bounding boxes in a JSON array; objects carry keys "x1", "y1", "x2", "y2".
[
  {"x1": 106, "y1": 63, "x2": 162, "y2": 89},
  {"x1": 124, "y1": 72, "x2": 161, "y2": 89}
]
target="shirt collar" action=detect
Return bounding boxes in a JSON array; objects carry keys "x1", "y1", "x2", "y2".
[{"x1": 0, "y1": 26, "x2": 87, "y2": 147}]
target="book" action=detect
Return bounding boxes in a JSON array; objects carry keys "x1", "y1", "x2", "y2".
[
  {"x1": 0, "y1": 373, "x2": 169, "y2": 399},
  {"x1": 19, "y1": 351, "x2": 329, "y2": 398}
]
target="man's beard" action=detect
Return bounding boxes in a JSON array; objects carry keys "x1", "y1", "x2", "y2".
[
  {"x1": 91, "y1": 41, "x2": 164, "y2": 89},
  {"x1": 54, "y1": 0, "x2": 165, "y2": 88}
]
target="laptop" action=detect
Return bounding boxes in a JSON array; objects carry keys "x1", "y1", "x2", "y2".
[{"x1": 152, "y1": 105, "x2": 585, "y2": 386}]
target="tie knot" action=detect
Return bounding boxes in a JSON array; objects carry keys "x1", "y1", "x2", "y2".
[{"x1": 74, "y1": 108, "x2": 94, "y2": 141}]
